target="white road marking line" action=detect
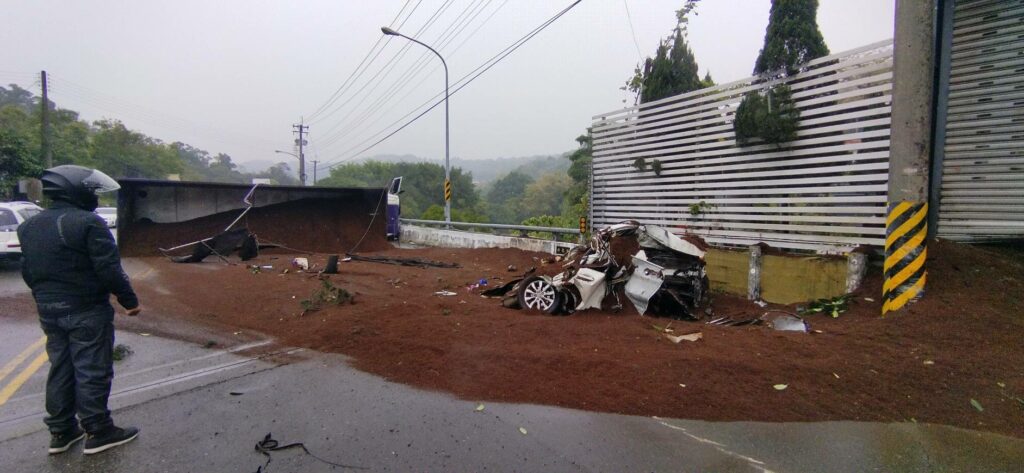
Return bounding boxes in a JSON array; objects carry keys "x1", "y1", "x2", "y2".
[
  {"x1": 0, "y1": 348, "x2": 302, "y2": 427},
  {"x1": 653, "y1": 416, "x2": 775, "y2": 473},
  {"x1": 4, "y1": 339, "x2": 275, "y2": 405}
]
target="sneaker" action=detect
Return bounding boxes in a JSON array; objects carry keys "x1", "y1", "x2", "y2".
[
  {"x1": 49, "y1": 427, "x2": 86, "y2": 454},
  {"x1": 83, "y1": 426, "x2": 140, "y2": 455}
]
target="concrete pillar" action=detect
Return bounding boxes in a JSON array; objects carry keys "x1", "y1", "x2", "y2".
[{"x1": 883, "y1": 0, "x2": 936, "y2": 315}]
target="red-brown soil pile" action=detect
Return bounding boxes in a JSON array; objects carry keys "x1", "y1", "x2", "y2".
[
  {"x1": 120, "y1": 198, "x2": 389, "y2": 257},
  {"x1": 122, "y1": 240, "x2": 1024, "y2": 438}
]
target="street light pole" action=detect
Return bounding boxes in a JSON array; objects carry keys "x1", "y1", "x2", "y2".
[
  {"x1": 274, "y1": 150, "x2": 301, "y2": 185},
  {"x1": 382, "y1": 26, "x2": 451, "y2": 228}
]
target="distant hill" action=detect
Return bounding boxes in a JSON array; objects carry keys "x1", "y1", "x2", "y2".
[{"x1": 355, "y1": 154, "x2": 570, "y2": 183}]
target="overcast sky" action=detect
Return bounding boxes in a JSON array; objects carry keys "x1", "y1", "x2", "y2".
[{"x1": 2, "y1": 0, "x2": 894, "y2": 172}]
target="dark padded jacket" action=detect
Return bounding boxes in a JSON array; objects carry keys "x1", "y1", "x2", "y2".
[{"x1": 18, "y1": 201, "x2": 138, "y2": 316}]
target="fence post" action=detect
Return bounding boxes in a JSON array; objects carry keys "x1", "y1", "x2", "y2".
[
  {"x1": 846, "y1": 251, "x2": 868, "y2": 294},
  {"x1": 747, "y1": 244, "x2": 762, "y2": 301}
]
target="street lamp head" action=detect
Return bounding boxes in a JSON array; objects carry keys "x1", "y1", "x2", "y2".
[{"x1": 381, "y1": 26, "x2": 400, "y2": 36}]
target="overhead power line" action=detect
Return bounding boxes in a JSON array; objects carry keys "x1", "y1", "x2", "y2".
[
  {"x1": 318, "y1": 0, "x2": 584, "y2": 172},
  {"x1": 623, "y1": 0, "x2": 645, "y2": 62},
  {"x1": 307, "y1": 0, "x2": 455, "y2": 128},
  {"x1": 305, "y1": 0, "x2": 420, "y2": 122},
  {"x1": 316, "y1": 0, "x2": 509, "y2": 154},
  {"x1": 310, "y1": 0, "x2": 510, "y2": 166},
  {"x1": 314, "y1": 0, "x2": 492, "y2": 149}
]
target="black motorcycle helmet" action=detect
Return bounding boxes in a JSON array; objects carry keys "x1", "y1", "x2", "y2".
[{"x1": 41, "y1": 165, "x2": 120, "y2": 211}]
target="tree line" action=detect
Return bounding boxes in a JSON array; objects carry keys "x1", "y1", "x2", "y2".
[
  {"x1": 0, "y1": 84, "x2": 298, "y2": 199},
  {"x1": 317, "y1": 152, "x2": 586, "y2": 229}
]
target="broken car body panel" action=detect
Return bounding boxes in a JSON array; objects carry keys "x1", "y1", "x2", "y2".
[
  {"x1": 637, "y1": 224, "x2": 705, "y2": 259},
  {"x1": 624, "y1": 254, "x2": 664, "y2": 315}
]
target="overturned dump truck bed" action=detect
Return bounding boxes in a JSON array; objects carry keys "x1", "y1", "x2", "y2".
[{"x1": 116, "y1": 179, "x2": 389, "y2": 257}]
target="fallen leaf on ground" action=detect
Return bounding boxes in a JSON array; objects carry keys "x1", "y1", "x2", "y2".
[
  {"x1": 970, "y1": 398, "x2": 984, "y2": 412},
  {"x1": 679, "y1": 384, "x2": 686, "y2": 388},
  {"x1": 832, "y1": 373, "x2": 840, "y2": 379},
  {"x1": 997, "y1": 382, "x2": 1006, "y2": 388},
  {"x1": 774, "y1": 384, "x2": 788, "y2": 391},
  {"x1": 923, "y1": 360, "x2": 935, "y2": 365},
  {"x1": 518, "y1": 427, "x2": 528, "y2": 435},
  {"x1": 475, "y1": 404, "x2": 485, "y2": 412}
]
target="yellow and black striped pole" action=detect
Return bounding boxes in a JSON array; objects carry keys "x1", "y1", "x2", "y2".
[
  {"x1": 444, "y1": 179, "x2": 452, "y2": 202},
  {"x1": 882, "y1": 201, "x2": 928, "y2": 315}
]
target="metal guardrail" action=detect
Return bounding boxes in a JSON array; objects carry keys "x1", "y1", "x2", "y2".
[{"x1": 401, "y1": 218, "x2": 581, "y2": 236}]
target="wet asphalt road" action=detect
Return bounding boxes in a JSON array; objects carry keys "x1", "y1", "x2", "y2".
[{"x1": 2, "y1": 261, "x2": 1023, "y2": 472}]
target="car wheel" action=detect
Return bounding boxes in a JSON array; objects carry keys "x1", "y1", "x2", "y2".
[
  {"x1": 559, "y1": 286, "x2": 580, "y2": 316},
  {"x1": 517, "y1": 276, "x2": 562, "y2": 314}
]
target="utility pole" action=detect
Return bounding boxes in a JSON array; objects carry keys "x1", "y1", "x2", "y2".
[
  {"x1": 311, "y1": 160, "x2": 318, "y2": 185},
  {"x1": 40, "y1": 71, "x2": 52, "y2": 168},
  {"x1": 292, "y1": 123, "x2": 308, "y2": 186},
  {"x1": 882, "y1": 0, "x2": 936, "y2": 315}
]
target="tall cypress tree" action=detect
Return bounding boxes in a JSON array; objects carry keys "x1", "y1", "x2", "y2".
[
  {"x1": 623, "y1": 1, "x2": 706, "y2": 105},
  {"x1": 639, "y1": 34, "x2": 703, "y2": 104},
  {"x1": 734, "y1": 0, "x2": 828, "y2": 145},
  {"x1": 753, "y1": 0, "x2": 829, "y2": 77}
]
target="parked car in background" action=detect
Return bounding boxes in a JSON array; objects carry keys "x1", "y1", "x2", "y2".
[
  {"x1": 96, "y1": 206, "x2": 118, "y2": 228},
  {"x1": 0, "y1": 201, "x2": 43, "y2": 262}
]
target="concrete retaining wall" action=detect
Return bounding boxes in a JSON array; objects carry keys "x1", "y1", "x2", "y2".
[{"x1": 401, "y1": 225, "x2": 576, "y2": 254}]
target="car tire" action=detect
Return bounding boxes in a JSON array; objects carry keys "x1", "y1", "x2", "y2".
[{"x1": 517, "y1": 276, "x2": 563, "y2": 314}]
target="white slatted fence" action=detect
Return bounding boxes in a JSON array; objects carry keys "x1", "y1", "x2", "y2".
[{"x1": 590, "y1": 40, "x2": 894, "y2": 252}]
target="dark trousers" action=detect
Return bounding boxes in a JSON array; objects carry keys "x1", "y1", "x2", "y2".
[{"x1": 38, "y1": 304, "x2": 115, "y2": 435}]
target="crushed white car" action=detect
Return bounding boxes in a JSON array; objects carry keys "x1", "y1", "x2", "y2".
[{"x1": 491, "y1": 221, "x2": 710, "y2": 319}]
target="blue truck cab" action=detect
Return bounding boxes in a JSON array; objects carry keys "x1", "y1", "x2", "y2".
[{"x1": 386, "y1": 177, "x2": 402, "y2": 241}]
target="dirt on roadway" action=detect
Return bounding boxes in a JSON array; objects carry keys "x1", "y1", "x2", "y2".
[{"x1": 116, "y1": 239, "x2": 1024, "y2": 439}]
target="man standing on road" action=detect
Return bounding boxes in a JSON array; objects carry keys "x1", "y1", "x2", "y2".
[{"x1": 18, "y1": 165, "x2": 141, "y2": 455}]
